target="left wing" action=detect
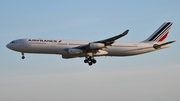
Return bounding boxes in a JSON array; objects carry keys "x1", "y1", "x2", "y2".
[
  {"x1": 94, "y1": 29, "x2": 129, "y2": 46},
  {"x1": 63, "y1": 29, "x2": 129, "y2": 58},
  {"x1": 75, "y1": 29, "x2": 129, "y2": 50}
]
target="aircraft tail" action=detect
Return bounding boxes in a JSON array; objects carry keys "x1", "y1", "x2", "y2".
[{"x1": 143, "y1": 22, "x2": 173, "y2": 42}]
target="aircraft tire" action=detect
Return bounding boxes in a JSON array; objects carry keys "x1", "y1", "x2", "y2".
[
  {"x1": 88, "y1": 62, "x2": 93, "y2": 66},
  {"x1": 92, "y1": 59, "x2": 96, "y2": 64},
  {"x1": 84, "y1": 59, "x2": 88, "y2": 63},
  {"x1": 22, "y1": 56, "x2": 25, "y2": 59}
]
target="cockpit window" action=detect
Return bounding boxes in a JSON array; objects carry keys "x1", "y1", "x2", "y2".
[{"x1": 11, "y1": 41, "x2": 15, "y2": 43}]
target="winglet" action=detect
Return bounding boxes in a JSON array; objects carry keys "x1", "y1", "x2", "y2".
[{"x1": 119, "y1": 29, "x2": 129, "y2": 38}]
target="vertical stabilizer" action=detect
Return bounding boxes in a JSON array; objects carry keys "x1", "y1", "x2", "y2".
[{"x1": 143, "y1": 22, "x2": 173, "y2": 42}]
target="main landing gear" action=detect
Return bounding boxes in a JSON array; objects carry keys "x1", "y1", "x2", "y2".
[
  {"x1": 21, "y1": 53, "x2": 25, "y2": 59},
  {"x1": 84, "y1": 56, "x2": 97, "y2": 66}
]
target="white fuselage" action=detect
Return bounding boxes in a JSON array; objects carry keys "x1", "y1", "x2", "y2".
[
  {"x1": 6, "y1": 22, "x2": 174, "y2": 66},
  {"x1": 6, "y1": 38, "x2": 169, "y2": 58}
]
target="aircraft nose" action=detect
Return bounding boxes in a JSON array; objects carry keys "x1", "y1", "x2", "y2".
[{"x1": 6, "y1": 43, "x2": 11, "y2": 49}]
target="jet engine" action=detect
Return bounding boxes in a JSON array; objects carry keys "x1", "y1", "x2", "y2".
[
  {"x1": 68, "y1": 49, "x2": 83, "y2": 54},
  {"x1": 89, "y1": 43, "x2": 105, "y2": 49}
]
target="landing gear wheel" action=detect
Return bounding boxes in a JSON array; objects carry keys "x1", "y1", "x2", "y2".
[
  {"x1": 84, "y1": 56, "x2": 97, "y2": 66},
  {"x1": 88, "y1": 62, "x2": 93, "y2": 66},
  {"x1": 21, "y1": 53, "x2": 25, "y2": 59},
  {"x1": 22, "y1": 56, "x2": 25, "y2": 59},
  {"x1": 84, "y1": 59, "x2": 88, "y2": 63},
  {"x1": 91, "y1": 59, "x2": 96, "y2": 64}
]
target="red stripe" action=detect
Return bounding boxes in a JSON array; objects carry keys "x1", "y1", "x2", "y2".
[{"x1": 158, "y1": 32, "x2": 168, "y2": 42}]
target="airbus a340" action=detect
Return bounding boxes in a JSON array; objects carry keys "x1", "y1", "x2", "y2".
[{"x1": 6, "y1": 22, "x2": 175, "y2": 66}]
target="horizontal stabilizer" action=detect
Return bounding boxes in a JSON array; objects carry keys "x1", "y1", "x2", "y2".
[{"x1": 153, "y1": 41, "x2": 175, "y2": 49}]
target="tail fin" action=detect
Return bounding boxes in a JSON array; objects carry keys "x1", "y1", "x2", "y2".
[{"x1": 143, "y1": 22, "x2": 173, "y2": 42}]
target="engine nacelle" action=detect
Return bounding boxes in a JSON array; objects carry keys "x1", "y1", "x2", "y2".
[
  {"x1": 89, "y1": 43, "x2": 105, "y2": 49},
  {"x1": 68, "y1": 49, "x2": 83, "y2": 54}
]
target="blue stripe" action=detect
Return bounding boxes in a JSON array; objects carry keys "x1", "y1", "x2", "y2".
[{"x1": 148, "y1": 22, "x2": 171, "y2": 41}]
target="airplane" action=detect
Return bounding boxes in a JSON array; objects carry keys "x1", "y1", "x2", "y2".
[{"x1": 6, "y1": 22, "x2": 175, "y2": 66}]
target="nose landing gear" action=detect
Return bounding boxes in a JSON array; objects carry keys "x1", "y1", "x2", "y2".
[
  {"x1": 84, "y1": 56, "x2": 97, "y2": 66},
  {"x1": 21, "y1": 53, "x2": 25, "y2": 59},
  {"x1": 22, "y1": 56, "x2": 25, "y2": 59}
]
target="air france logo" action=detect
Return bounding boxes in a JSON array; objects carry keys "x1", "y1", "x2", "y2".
[
  {"x1": 58, "y1": 40, "x2": 62, "y2": 42},
  {"x1": 28, "y1": 39, "x2": 63, "y2": 43}
]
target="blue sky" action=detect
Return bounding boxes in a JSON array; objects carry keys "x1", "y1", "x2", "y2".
[{"x1": 0, "y1": 0, "x2": 180, "y2": 101}]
